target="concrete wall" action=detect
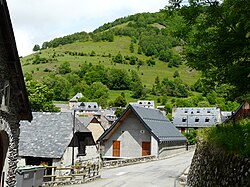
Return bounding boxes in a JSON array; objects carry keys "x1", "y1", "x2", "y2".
[
  {"x1": 104, "y1": 112, "x2": 151, "y2": 158},
  {"x1": 158, "y1": 141, "x2": 186, "y2": 158},
  {"x1": 188, "y1": 141, "x2": 250, "y2": 187},
  {"x1": 151, "y1": 136, "x2": 158, "y2": 156}
]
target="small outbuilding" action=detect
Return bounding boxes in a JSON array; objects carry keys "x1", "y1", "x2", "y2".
[
  {"x1": 18, "y1": 112, "x2": 98, "y2": 168},
  {"x1": 98, "y1": 104, "x2": 186, "y2": 159}
]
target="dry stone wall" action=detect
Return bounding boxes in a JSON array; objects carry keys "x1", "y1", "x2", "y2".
[{"x1": 187, "y1": 141, "x2": 250, "y2": 187}]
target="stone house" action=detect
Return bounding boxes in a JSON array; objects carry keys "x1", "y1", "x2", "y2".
[
  {"x1": 18, "y1": 113, "x2": 98, "y2": 169},
  {"x1": 172, "y1": 106, "x2": 223, "y2": 132},
  {"x1": 98, "y1": 104, "x2": 186, "y2": 159},
  {"x1": 0, "y1": 0, "x2": 32, "y2": 186}
]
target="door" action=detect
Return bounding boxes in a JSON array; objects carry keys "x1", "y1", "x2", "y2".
[
  {"x1": 142, "y1": 142, "x2": 151, "y2": 156},
  {"x1": 112, "y1": 140, "x2": 120, "y2": 157},
  {"x1": 0, "y1": 131, "x2": 8, "y2": 186}
]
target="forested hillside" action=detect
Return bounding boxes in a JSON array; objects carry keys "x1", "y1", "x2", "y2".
[{"x1": 21, "y1": 0, "x2": 249, "y2": 113}]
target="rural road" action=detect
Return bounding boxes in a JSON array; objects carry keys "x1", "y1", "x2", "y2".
[{"x1": 65, "y1": 150, "x2": 194, "y2": 187}]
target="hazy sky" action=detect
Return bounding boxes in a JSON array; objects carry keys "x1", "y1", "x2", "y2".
[{"x1": 7, "y1": 0, "x2": 169, "y2": 56}]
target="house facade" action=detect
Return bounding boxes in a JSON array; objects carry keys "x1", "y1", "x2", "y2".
[
  {"x1": 74, "y1": 102, "x2": 100, "y2": 116},
  {"x1": 0, "y1": 1, "x2": 32, "y2": 186},
  {"x1": 18, "y1": 113, "x2": 98, "y2": 169},
  {"x1": 98, "y1": 105, "x2": 186, "y2": 159},
  {"x1": 77, "y1": 116, "x2": 104, "y2": 142},
  {"x1": 172, "y1": 107, "x2": 223, "y2": 132}
]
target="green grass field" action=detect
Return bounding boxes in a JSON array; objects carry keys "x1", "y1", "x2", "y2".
[{"x1": 21, "y1": 36, "x2": 200, "y2": 87}]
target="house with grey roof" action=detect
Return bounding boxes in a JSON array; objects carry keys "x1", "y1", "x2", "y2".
[
  {"x1": 130, "y1": 100, "x2": 155, "y2": 108},
  {"x1": 76, "y1": 116, "x2": 105, "y2": 142},
  {"x1": 74, "y1": 102, "x2": 100, "y2": 116},
  {"x1": 69, "y1": 93, "x2": 83, "y2": 109},
  {"x1": 98, "y1": 105, "x2": 187, "y2": 159},
  {"x1": 18, "y1": 112, "x2": 98, "y2": 169},
  {"x1": 172, "y1": 107, "x2": 222, "y2": 132}
]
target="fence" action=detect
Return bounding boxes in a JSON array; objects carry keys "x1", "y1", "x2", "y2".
[
  {"x1": 43, "y1": 162, "x2": 100, "y2": 186},
  {"x1": 102, "y1": 155, "x2": 157, "y2": 168}
]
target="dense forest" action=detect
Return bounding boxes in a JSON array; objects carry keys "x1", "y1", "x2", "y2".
[{"x1": 23, "y1": 0, "x2": 249, "y2": 114}]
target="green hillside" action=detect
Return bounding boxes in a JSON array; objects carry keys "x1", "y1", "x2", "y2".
[
  {"x1": 21, "y1": 36, "x2": 199, "y2": 87},
  {"x1": 21, "y1": 3, "x2": 242, "y2": 112}
]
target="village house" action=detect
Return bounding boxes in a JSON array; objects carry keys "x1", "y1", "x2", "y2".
[
  {"x1": 130, "y1": 100, "x2": 155, "y2": 108},
  {"x1": 68, "y1": 93, "x2": 83, "y2": 109},
  {"x1": 18, "y1": 112, "x2": 98, "y2": 169},
  {"x1": 224, "y1": 101, "x2": 250, "y2": 123},
  {"x1": 98, "y1": 104, "x2": 186, "y2": 159},
  {"x1": 74, "y1": 102, "x2": 101, "y2": 117},
  {"x1": 76, "y1": 116, "x2": 105, "y2": 143},
  {"x1": 0, "y1": 0, "x2": 32, "y2": 186},
  {"x1": 172, "y1": 106, "x2": 226, "y2": 132}
]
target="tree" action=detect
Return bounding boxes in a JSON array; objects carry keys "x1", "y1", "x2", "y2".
[
  {"x1": 185, "y1": 0, "x2": 250, "y2": 99},
  {"x1": 58, "y1": 62, "x2": 71, "y2": 74},
  {"x1": 84, "y1": 82, "x2": 109, "y2": 107},
  {"x1": 43, "y1": 74, "x2": 70, "y2": 101},
  {"x1": 33, "y1": 44, "x2": 40, "y2": 52},
  {"x1": 25, "y1": 79, "x2": 59, "y2": 112},
  {"x1": 129, "y1": 42, "x2": 134, "y2": 53},
  {"x1": 115, "y1": 108, "x2": 124, "y2": 118},
  {"x1": 113, "y1": 95, "x2": 127, "y2": 107}
]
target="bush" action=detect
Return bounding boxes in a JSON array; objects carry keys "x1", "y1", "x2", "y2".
[{"x1": 199, "y1": 119, "x2": 250, "y2": 157}]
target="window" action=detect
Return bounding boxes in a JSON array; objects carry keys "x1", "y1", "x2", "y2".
[
  {"x1": 78, "y1": 140, "x2": 86, "y2": 156},
  {"x1": 140, "y1": 130, "x2": 145, "y2": 134},
  {"x1": 207, "y1": 110, "x2": 211, "y2": 113},
  {"x1": 94, "y1": 105, "x2": 97, "y2": 108},
  {"x1": 205, "y1": 118, "x2": 210, "y2": 122},
  {"x1": 184, "y1": 110, "x2": 188, "y2": 113},
  {"x1": 197, "y1": 110, "x2": 200, "y2": 113},
  {"x1": 195, "y1": 118, "x2": 199, "y2": 122},
  {"x1": 88, "y1": 105, "x2": 91, "y2": 108},
  {"x1": 148, "y1": 102, "x2": 151, "y2": 104},
  {"x1": 182, "y1": 118, "x2": 187, "y2": 122},
  {"x1": 1, "y1": 80, "x2": 10, "y2": 107}
]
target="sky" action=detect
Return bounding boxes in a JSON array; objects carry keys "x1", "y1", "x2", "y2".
[{"x1": 7, "y1": 0, "x2": 170, "y2": 56}]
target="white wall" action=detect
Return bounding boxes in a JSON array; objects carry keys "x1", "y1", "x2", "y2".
[
  {"x1": 104, "y1": 112, "x2": 151, "y2": 158},
  {"x1": 151, "y1": 136, "x2": 158, "y2": 157}
]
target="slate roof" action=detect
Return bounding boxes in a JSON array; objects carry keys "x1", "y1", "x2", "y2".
[
  {"x1": 76, "y1": 116, "x2": 101, "y2": 128},
  {"x1": 19, "y1": 112, "x2": 90, "y2": 159},
  {"x1": 75, "y1": 102, "x2": 99, "y2": 112},
  {"x1": 98, "y1": 105, "x2": 186, "y2": 142},
  {"x1": 69, "y1": 93, "x2": 83, "y2": 102}
]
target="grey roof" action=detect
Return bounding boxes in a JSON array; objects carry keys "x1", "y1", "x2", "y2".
[
  {"x1": 172, "y1": 107, "x2": 222, "y2": 128},
  {"x1": 99, "y1": 105, "x2": 186, "y2": 142},
  {"x1": 19, "y1": 112, "x2": 90, "y2": 159},
  {"x1": 76, "y1": 116, "x2": 100, "y2": 128},
  {"x1": 69, "y1": 93, "x2": 83, "y2": 102},
  {"x1": 75, "y1": 102, "x2": 99, "y2": 112}
]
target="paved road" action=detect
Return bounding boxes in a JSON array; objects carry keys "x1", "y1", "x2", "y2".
[{"x1": 66, "y1": 151, "x2": 194, "y2": 187}]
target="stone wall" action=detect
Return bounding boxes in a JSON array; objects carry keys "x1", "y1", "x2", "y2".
[{"x1": 187, "y1": 141, "x2": 250, "y2": 187}]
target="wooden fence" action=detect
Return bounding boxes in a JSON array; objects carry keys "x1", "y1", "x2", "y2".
[{"x1": 43, "y1": 163, "x2": 100, "y2": 186}]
